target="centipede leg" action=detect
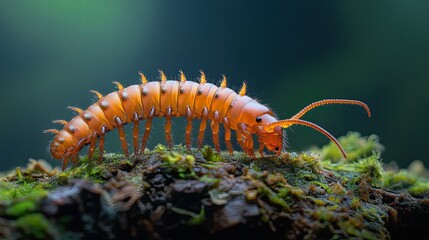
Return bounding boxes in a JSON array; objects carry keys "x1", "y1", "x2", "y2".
[
  {"x1": 132, "y1": 113, "x2": 139, "y2": 155},
  {"x1": 258, "y1": 137, "x2": 265, "y2": 157},
  {"x1": 70, "y1": 138, "x2": 88, "y2": 166},
  {"x1": 165, "y1": 107, "x2": 173, "y2": 149},
  {"x1": 185, "y1": 107, "x2": 192, "y2": 152},
  {"x1": 240, "y1": 123, "x2": 255, "y2": 158},
  {"x1": 223, "y1": 117, "x2": 233, "y2": 155},
  {"x1": 98, "y1": 126, "x2": 107, "y2": 162},
  {"x1": 115, "y1": 116, "x2": 129, "y2": 157},
  {"x1": 71, "y1": 139, "x2": 86, "y2": 166},
  {"x1": 210, "y1": 111, "x2": 220, "y2": 153},
  {"x1": 71, "y1": 155, "x2": 78, "y2": 166},
  {"x1": 198, "y1": 107, "x2": 209, "y2": 149},
  {"x1": 236, "y1": 128, "x2": 245, "y2": 151},
  {"x1": 88, "y1": 132, "x2": 97, "y2": 159},
  {"x1": 62, "y1": 154, "x2": 70, "y2": 171},
  {"x1": 141, "y1": 108, "x2": 155, "y2": 154}
]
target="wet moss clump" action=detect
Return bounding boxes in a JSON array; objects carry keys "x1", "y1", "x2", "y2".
[{"x1": 0, "y1": 132, "x2": 428, "y2": 239}]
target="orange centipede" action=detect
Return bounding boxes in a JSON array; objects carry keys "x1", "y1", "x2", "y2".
[{"x1": 45, "y1": 70, "x2": 371, "y2": 170}]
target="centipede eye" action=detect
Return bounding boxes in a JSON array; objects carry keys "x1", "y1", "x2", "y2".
[{"x1": 256, "y1": 117, "x2": 262, "y2": 123}]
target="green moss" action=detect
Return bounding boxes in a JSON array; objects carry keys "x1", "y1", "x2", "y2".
[
  {"x1": 63, "y1": 162, "x2": 107, "y2": 183},
  {"x1": 287, "y1": 152, "x2": 320, "y2": 173},
  {"x1": 311, "y1": 181, "x2": 332, "y2": 194},
  {"x1": 322, "y1": 154, "x2": 384, "y2": 186},
  {"x1": 201, "y1": 146, "x2": 223, "y2": 162},
  {"x1": 6, "y1": 200, "x2": 38, "y2": 217},
  {"x1": 384, "y1": 169, "x2": 429, "y2": 197},
  {"x1": 362, "y1": 206, "x2": 383, "y2": 222},
  {"x1": 320, "y1": 132, "x2": 384, "y2": 163},
  {"x1": 246, "y1": 168, "x2": 293, "y2": 211},
  {"x1": 161, "y1": 151, "x2": 197, "y2": 179},
  {"x1": 0, "y1": 181, "x2": 48, "y2": 202},
  {"x1": 59, "y1": 152, "x2": 125, "y2": 183},
  {"x1": 383, "y1": 170, "x2": 417, "y2": 190},
  {"x1": 15, "y1": 213, "x2": 52, "y2": 239},
  {"x1": 409, "y1": 181, "x2": 429, "y2": 196},
  {"x1": 258, "y1": 184, "x2": 290, "y2": 210}
]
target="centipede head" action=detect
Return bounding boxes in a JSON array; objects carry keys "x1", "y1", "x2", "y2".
[
  {"x1": 254, "y1": 114, "x2": 284, "y2": 155},
  {"x1": 235, "y1": 98, "x2": 284, "y2": 155}
]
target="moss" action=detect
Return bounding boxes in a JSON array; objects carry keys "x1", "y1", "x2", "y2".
[
  {"x1": 408, "y1": 181, "x2": 429, "y2": 196},
  {"x1": 244, "y1": 167, "x2": 297, "y2": 212},
  {"x1": 201, "y1": 145, "x2": 223, "y2": 162},
  {"x1": 384, "y1": 168, "x2": 429, "y2": 197},
  {"x1": 311, "y1": 181, "x2": 332, "y2": 194},
  {"x1": 15, "y1": 213, "x2": 52, "y2": 239},
  {"x1": 63, "y1": 162, "x2": 107, "y2": 183},
  {"x1": 384, "y1": 170, "x2": 417, "y2": 189},
  {"x1": 6, "y1": 200, "x2": 38, "y2": 217},
  {"x1": 0, "y1": 132, "x2": 428, "y2": 239},
  {"x1": 0, "y1": 181, "x2": 48, "y2": 202},
  {"x1": 322, "y1": 154, "x2": 384, "y2": 187},
  {"x1": 58, "y1": 151, "x2": 129, "y2": 183},
  {"x1": 319, "y1": 132, "x2": 384, "y2": 163},
  {"x1": 161, "y1": 151, "x2": 197, "y2": 179}
]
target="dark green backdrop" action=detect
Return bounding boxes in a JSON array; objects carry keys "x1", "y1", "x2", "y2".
[{"x1": 1, "y1": 1, "x2": 428, "y2": 170}]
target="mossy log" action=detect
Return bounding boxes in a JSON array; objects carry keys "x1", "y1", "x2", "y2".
[{"x1": 0, "y1": 132, "x2": 428, "y2": 239}]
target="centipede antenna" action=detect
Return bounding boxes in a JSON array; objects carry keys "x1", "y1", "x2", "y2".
[
  {"x1": 90, "y1": 90, "x2": 103, "y2": 100},
  {"x1": 239, "y1": 82, "x2": 247, "y2": 96},
  {"x1": 138, "y1": 71, "x2": 148, "y2": 84},
  {"x1": 264, "y1": 118, "x2": 347, "y2": 158},
  {"x1": 43, "y1": 129, "x2": 60, "y2": 134},
  {"x1": 67, "y1": 106, "x2": 83, "y2": 114},
  {"x1": 200, "y1": 70, "x2": 207, "y2": 84},
  {"x1": 220, "y1": 75, "x2": 227, "y2": 88},
  {"x1": 52, "y1": 120, "x2": 68, "y2": 125},
  {"x1": 159, "y1": 69, "x2": 167, "y2": 82},
  {"x1": 291, "y1": 99, "x2": 372, "y2": 120},
  {"x1": 112, "y1": 81, "x2": 124, "y2": 90},
  {"x1": 179, "y1": 70, "x2": 186, "y2": 82}
]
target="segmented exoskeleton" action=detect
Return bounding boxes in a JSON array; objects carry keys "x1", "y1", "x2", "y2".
[{"x1": 45, "y1": 70, "x2": 371, "y2": 170}]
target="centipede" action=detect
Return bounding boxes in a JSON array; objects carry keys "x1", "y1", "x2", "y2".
[{"x1": 45, "y1": 70, "x2": 371, "y2": 170}]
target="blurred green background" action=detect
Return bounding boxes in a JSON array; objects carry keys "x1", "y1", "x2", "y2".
[{"x1": 1, "y1": 1, "x2": 428, "y2": 170}]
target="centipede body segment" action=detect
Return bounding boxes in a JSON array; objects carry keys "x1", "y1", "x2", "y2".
[{"x1": 45, "y1": 70, "x2": 371, "y2": 170}]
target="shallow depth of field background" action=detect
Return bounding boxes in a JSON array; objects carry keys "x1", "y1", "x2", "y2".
[{"x1": 1, "y1": 1, "x2": 428, "y2": 170}]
